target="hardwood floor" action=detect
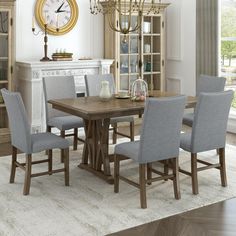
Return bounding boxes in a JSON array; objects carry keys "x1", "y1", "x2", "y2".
[
  {"x1": 0, "y1": 126, "x2": 235, "y2": 236},
  {"x1": 108, "y1": 198, "x2": 236, "y2": 236}
]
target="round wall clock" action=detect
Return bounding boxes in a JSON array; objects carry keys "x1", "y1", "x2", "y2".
[{"x1": 35, "y1": 0, "x2": 79, "y2": 35}]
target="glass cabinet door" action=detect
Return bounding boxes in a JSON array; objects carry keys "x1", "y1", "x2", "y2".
[
  {"x1": 0, "y1": 10, "x2": 10, "y2": 129},
  {"x1": 119, "y1": 15, "x2": 140, "y2": 91}
]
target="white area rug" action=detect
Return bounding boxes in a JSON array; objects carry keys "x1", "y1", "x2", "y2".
[{"x1": 0, "y1": 139, "x2": 236, "y2": 236}]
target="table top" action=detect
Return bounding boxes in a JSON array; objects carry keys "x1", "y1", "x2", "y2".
[{"x1": 49, "y1": 91, "x2": 197, "y2": 120}]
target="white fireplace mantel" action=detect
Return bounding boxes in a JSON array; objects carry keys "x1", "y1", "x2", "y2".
[{"x1": 16, "y1": 59, "x2": 113, "y2": 133}]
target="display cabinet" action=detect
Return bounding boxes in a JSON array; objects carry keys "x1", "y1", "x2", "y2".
[
  {"x1": 0, "y1": 0, "x2": 15, "y2": 143},
  {"x1": 104, "y1": 5, "x2": 168, "y2": 94}
]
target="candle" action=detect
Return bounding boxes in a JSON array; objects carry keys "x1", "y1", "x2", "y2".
[
  {"x1": 44, "y1": 11, "x2": 47, "y2": 24},
  {"x1": 32, "y1": 15, "x2": 35, "y2": 29},
  {"x1": 56, "y1": 13, "x2": 59, "y2": 29}
]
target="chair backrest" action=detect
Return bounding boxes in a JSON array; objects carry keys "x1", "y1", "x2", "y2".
[
  {"x1": 196, "y1": 75, "x2": 226, "y2": 96},
  {"x1": 42, "y1": 76, "x2": 76, "y2": 121},
  {"x1": 191, "y1": 90, "x2": 233, "y2": 153},
  {"x1": 1, "y1": 89, "x2": 32, "y2": 153},
  {"x1": 85, "y1": 74, "x2": 115, "y2": 96},
  {"x1": 138, "y1": 96, "x2": 186, "y2": 163}
]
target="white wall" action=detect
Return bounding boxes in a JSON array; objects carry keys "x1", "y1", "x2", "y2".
[
  {"x1": 15, "y1": 0, "x2": 104, "y2": 61},
  {"x1": 165, "y1": 0, "x2": 196, "y2": 96}
]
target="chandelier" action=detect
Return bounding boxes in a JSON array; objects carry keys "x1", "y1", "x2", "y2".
[{"x1": 89, "y1": 0, "x2": 166, "y2": 37}]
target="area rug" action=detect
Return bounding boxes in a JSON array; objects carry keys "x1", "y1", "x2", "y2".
[{"x1": 0, "y1": 139, "x2": 236, "y2": 236}]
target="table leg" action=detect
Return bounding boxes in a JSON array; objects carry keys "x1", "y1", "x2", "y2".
[{"x1": 79, "y1": 118, "x2": 113, "y2": 184}]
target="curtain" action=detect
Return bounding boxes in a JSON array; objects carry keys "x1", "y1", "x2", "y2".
[{"x1": 196, "y1": 0, "x2": 219, "y2": 78}]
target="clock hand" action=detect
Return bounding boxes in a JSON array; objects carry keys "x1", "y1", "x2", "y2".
[{"x1": 55, "y1": 2, "x2": 65, "y2": 13}]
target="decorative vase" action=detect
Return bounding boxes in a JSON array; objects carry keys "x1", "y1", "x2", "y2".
[
  {"x1": 131, "y1": 77, "x2": 148, "y2": 101},
  {"x1": 99, "y1": 80, "x2": 112, "y2": 101}
]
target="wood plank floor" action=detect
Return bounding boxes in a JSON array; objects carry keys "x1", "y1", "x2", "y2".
[
  {"x1": 108, "y1": 198, "x2": 236, "y2": 236},
  {"x1": 1, "y1": 127, "x2": 235, "y2": 236}
]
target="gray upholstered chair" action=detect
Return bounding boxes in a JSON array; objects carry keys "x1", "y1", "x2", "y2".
[
  {"x1": 183, "y1": 75, "x2": 226, "y2": 127},
  {"x1": 43, "y1": 76, "x2": 84, "y2": 161},
  {"x1": 1, "y1": 89, "x2": 70, "y2": 195},
  {"x1": 114, "y1": 96, "x2": 186, "y2": 208},
  {"x1": 180, "y1": 90, "x2": 233, "y2": 195},
  {"x1": 85, "y1": 74, "x2": 134, "y2": 144}
]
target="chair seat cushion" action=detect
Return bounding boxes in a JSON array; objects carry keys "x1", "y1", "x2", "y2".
[
  {"x1": 182, "y1": 112, "x2": 194, "y2": 127},
  {"x1": 110, "y1": 116, "x2": 134, "y2": 124},
  {"x1": 180, "y1": 133, "x2": 192, "y2": 152},
  {"x1": 114, "y1": 141, "x2": 140, "y2": 162},
  {"x1": 31, "y1": 133, "x2": 69, "y2": 153},
  {"x1": 48, "y1": 116, "x2": 84, "y2": 130}
]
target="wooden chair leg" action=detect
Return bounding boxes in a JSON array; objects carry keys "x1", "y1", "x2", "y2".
[
  {"x1": 114, "y1": 155, "x2": 120, "y2": 193},
  {"x1": 219, "y1": 147, "x2": 227, "y2": 187},
  {"x1": 10, "y1": 146, "x2": 17, "y2": 183},
  {"x1": 60, "y1": 130, "x2": 65, "y2": 163},
  {"x1": 112, "y1": 123, "x2": 118, "y2": 144},
  {"x1": 164, "y1": 160, "x2": 169, "y2": 181},
  {"x1": 139, "y1": 164, "x2": 147, "y2": 209},
  {"x1": 48, "y1": 149, "x2": 52, "y2": 175},
  {"x1": 63, "y1": 148, "x2": 69, "y2": 186},
  {"x1": 147, "y1": 163, "x2": 152, "y2": 185},
  {"x1": 191, "y1": 153, "x2": 199, "y2": 195},
  {"x1": 130, "y1": 121, "x2": 134, "y2": 141},
  {"x1": 45, "y1": 126, "x2": 51, "y2": 155},
  {"x1": 172, "y1": 158, "x2": 181, "y2": 199},
  {"x1": 23, "y1": 154, "x2": 32, "y2": 195},
  {"x1": 73, "y1": 128, "x2": 78, "y2": 150}
]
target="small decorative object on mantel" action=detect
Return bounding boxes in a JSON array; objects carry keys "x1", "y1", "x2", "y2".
[
  {"x1": 52, "y1": 50, "x2": 73, "y2": 61},
  {"x1": 131, "y1": 77, "x2": 148, "y2": 101},
  {"x1": 99, "y1": 80, "x2": 112, "y2": 101}
]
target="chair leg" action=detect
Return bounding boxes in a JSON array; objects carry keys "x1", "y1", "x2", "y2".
[
  {"x1": 139, "y1": 164, "x2": 147, "y2": 209},
  {"x1": 172, "y1": 158, "x2": 181, "y2": 199},
  {"x1": 130, "y1": 121, "x2": 134, "y2": 141},
  {"x1": 48, "y1": 149, "x2": 52, "y2": 175},
  {"x1": 147, "y1": 163, "x2": 152, "y2": 185},
  {"x1": 73, "y1": 128, "x2": 78, "y2": 150},
  {"x1": 63, "y1": 148, "x2": 70, "y2": 186},
  {"x1": 10, "y1": 146, "x2": 17, "y2": 183},
  {"x1": 23, "y1": 154, "x2": 32, "y2": 195},
  {"x1": 60, "y1": 130, "x2": 65, "y2": 163},
  {"x1": 112, "y1": 123, "x2": 118, "y2": 144},
  {"x1": 191, "y1": 153, "x2": 199, "y2": 195},
  {"x1": 114, "y1": 155, "x2": 120, "y2": 193},
  {"x1": 164, "y1": 160, "x2": 169, "y2": 181},
  {"x1": 45, "y1": 126, "x2": 51, "y2": 155},
  {"x1": 219, "y1": 147, "x2": 227, "y2": 187}
]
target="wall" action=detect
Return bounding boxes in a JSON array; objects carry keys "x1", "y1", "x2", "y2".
[
  {"x1": 15, "y1": 0, "x2": 104, "y2": 61},
  {"x1": 165, "y1": 0, "x2": 196, "y2": 96}
]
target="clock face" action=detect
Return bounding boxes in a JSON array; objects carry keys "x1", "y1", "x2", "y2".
[{"x1": 35, "y1": 0, "x2": 79, "y2": 35}]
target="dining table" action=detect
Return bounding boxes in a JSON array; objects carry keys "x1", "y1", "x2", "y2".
[{"x1": 49, "y1": 91, "x2": 197, "y2": 184}]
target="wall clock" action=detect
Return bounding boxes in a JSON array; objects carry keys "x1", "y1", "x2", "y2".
[{"x1": 35, "y1": 0, "x2": 79, "y2": 35}]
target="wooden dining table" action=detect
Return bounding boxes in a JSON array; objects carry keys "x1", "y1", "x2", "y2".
[{"x1": 49, "y1": 91, "x2": 197, "y2": 184}]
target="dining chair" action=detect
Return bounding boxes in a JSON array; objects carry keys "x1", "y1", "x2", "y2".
[
  {"x1": 84, "y1": 73, "x2": 134, "y2": 144},
  {"x1": 180, "y1": 90, "x2": 233, "y2": 195},
  {"x1": 183, "y1": 75, "x2": 226, "y2": 127},
  {"x1": 114, "y1": 96, "x2": 186, "y2": 208},
  {"x1": 1, "y1": 89, "x2": 70, "y2": 195},
  {"x1": 43, "y1": 76, "x2": 84, "y2": 161}
]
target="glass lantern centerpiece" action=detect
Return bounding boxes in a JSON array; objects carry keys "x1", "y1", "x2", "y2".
[
  {"x1": 131, "y1": 77, "x2": 148, "y2": 101},
  {"x1": 99, "y1": 80, "x2": 112, "y2": 101}
]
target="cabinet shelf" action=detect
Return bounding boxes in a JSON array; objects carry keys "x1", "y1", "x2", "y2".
[
  {"x1": 0, "y1": 57, "x2": 8, "y2": 61},
  {"x1": 0, "y1": 104, "x2": 6, "y2": 108},
  {"x1": 0, "y1": 33, "x2": 8, "y2": 36},
  {"x1": 0, "y1": 80, "x2": 8, "y2": 84}
]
